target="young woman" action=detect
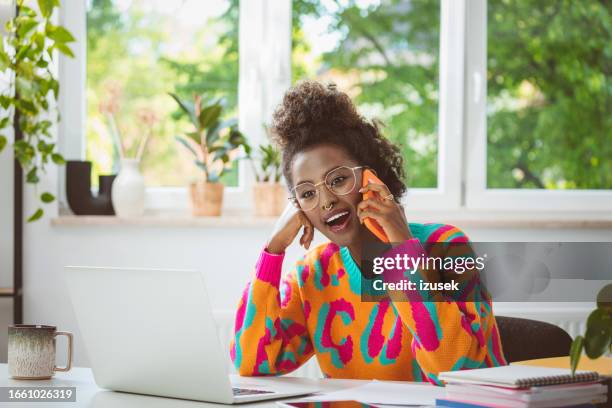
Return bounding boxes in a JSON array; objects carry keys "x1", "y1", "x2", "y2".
[{"x1": 230, "y1": 81, "x2": 506, "y2": 384}]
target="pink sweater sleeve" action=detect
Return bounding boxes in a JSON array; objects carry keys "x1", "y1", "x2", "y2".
[{"x1": 229, "y1": 248, "x2": 314, "y2": 376}]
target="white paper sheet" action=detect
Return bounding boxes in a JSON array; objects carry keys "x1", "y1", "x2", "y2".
[{"x1": 302, "y1": 380, "x2": 444, "y2": 406}]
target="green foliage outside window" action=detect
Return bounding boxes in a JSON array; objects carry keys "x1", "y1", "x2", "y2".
[
  {"x1": 293, "y1": 0, "x2": 610, "y2": 190},
  {"x1": 486, "y1": 0, "x2": 610, "y2": 189}
]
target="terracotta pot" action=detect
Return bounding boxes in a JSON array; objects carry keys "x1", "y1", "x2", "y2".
[
  {"x1": 253, "y1": 182, "x2": 288, "y2": 217},
  {"x1": 190, "y1": 181, "x2": 224, "y2": 216}
]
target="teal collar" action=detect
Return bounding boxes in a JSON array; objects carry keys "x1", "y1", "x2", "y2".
[
  {"x1": 339, "y1": 246, "x2": 363, "y2": 295},
  {"x1": 339, "y1": 246, "x2": 359, "y2": 276}
]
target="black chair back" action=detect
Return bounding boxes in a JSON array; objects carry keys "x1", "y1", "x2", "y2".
[{"x1": 496, "y1": 316, "x2": 573, "y2": 363}]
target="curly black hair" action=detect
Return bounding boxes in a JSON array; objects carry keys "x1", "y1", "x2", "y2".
[{"x1": 270, "y1": 80, "x2": 407, "y2": 199}]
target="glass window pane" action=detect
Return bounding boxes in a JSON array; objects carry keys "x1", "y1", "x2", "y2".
[
  {"x1": 487, "y1": 0, "x2": 610, "y2": 189},
  {"x1": 86, "y1": 0, "x2": 238, "y2": 187},
  {"x1": 292, "y1": 0, "x2": 440, "y2": 188}
]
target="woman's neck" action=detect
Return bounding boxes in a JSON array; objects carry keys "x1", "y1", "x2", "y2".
[{"x1": 347, "y1": 226, "x2": 378, "y2": 270}]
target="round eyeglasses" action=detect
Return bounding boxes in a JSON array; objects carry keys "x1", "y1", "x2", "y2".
[{"x1": 289, "y1": 166, "x2": 367, "y2": 211}]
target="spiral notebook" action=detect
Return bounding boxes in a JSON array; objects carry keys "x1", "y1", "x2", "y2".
[{"x1": 439, "y1": 365, "x2": 600, "y2": 388}]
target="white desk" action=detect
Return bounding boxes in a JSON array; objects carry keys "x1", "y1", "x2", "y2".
[{"x1": 0, "y1": 364, "x2": 370, "y2": 407}]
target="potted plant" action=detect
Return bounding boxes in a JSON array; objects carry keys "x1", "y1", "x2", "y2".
[
  {"x1": 0, "y1": 0, "x2": 75, "y2": 221},
  {"x1": 569, "y1": 284, "x2": 611, "y2": 374},
  {"x1": 249, "y1": 141, "x2": 287, "y2": 217},
  {"x1": 171, "y1": 93, "x2": 249, "y2": 216}
]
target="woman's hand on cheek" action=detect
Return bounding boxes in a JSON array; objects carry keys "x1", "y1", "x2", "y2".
[
  {"x1": 357, "y1": 183, "x2": 412, "y2": 243},
  {"x1": 267, "y1": 203, "x2": 315, "y2": 254}
]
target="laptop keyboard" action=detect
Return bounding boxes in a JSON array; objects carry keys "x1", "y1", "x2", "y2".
[{"x1": 232, "y1": 387, "x2": 274, "y2": 396}]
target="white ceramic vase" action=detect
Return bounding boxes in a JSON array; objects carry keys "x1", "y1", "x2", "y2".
[{"x1": 112, "y1": 158, "x2": 145, "y2": 217}]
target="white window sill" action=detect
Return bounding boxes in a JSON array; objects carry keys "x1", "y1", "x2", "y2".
[
  {"x1": 52, "y1": 211, "x2": 278, "y2": 228},
  {"x1": 51, "y1": 209, "x2": 612, "y2": 229}
]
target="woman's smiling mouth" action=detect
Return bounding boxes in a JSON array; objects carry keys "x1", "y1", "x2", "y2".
[{"x1": 324, "y1": 209, "x2": 352, "y2": 233}]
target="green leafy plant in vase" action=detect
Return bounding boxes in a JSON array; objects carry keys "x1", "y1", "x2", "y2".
[
  {"x1": 569, "y1": 283, "x2": 612, "y2": 375},
  {"x1": 170, "y1": 93, "x2": 249, "y2": 216},
  {"x1": 248, "y1": 136, "x2": 286, "y2": 217},
  {"x1": 0, "y1": 0, "x2": 75, "y2": 221}
]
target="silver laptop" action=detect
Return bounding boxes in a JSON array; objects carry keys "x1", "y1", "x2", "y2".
[{"x1": 63, "y1": 266, "x2": 319, "y2": 404}]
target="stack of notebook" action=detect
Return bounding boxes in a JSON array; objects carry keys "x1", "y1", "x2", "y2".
[{"x1": 436, "y1": 365, "x2": 608, "y2": 408}]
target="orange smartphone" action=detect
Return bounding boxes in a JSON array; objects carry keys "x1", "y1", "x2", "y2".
[{"x1": 362, "y1": 169, "x2": 390, "y2": 243}]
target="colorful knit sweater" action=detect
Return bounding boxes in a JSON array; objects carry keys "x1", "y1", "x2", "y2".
[{"x1": 230, "y1": 223, "x2": 507, "y2": 383}]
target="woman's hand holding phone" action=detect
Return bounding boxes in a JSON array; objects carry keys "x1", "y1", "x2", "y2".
[
  {"x1": 267, "y1": 203, "x2": 314, "y2": 254},
  {"x1": 358, "y1": 182, "x2": 412, "y2": 243}
]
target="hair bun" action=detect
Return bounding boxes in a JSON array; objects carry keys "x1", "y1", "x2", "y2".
[{"x1": 271, "y1": 80, "x2": 360, "y2": 147}]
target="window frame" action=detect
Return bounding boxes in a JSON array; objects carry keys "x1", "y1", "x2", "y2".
[
  {"x1": 57, "y1": 0, "x2": 612, "y2": 216},
  {"x1": 463, "y1": 0, "x2": 612, "y2": 211},
  {"x1": 58, "y1": 0, "x2": 294, "y2": 214}
]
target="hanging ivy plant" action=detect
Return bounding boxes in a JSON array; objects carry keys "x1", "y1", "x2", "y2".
[{"x1": 0, "y1": 0, "x2": 75, "y2": 221}]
